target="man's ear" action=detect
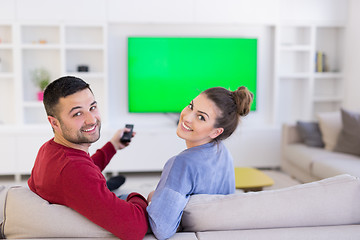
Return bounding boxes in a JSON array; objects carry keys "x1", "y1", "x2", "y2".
[
  {"x1": 210, "y1": 127, "x2": 224, "y2": 139},
  {"x1": 48, "y1": 116, "x2": 60, "y2": 131}
]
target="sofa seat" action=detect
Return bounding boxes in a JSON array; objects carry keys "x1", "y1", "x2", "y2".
[
  {"x1": 284, "y1": 143, "x2": 360, "y2": 180},
  {"x1": 282, "y1": 124, "x2": 360, "y2": 183},
  {"x1": 195, "y1": 225, "x2": 360, "y2": 240},
  {"x1": 2, "y1": 174, "x2": 360, "y2": 239},
  {"x1": 312, "y1": 156, "x2": 360, "y2": 179}
]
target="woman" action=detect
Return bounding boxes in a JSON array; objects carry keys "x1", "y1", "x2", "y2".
[{"x1": 147, "y1": 86, "x2": 253, "y2": 239}]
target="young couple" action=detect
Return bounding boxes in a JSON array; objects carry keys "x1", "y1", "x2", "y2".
[{"x1": 28, "y1": 76, "x2": 253, "y2": 240}]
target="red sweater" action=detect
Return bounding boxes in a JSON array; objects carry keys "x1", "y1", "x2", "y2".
[{"x1": 28, "y1": 139, "x2": 148, "y2": 240}]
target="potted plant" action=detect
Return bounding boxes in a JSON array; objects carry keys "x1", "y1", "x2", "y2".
[{"x1": 31, "y1": 68, "x2": 50, "y2": 101}]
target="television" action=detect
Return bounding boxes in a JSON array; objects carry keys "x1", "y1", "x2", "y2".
[{"x1": 128, "y1": 37, "x2": 257, "y2": 113}]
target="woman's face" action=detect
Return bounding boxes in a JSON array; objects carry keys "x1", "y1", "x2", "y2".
[{"x1": 176, "y1": 93, "x2": 224, "y2": 148}]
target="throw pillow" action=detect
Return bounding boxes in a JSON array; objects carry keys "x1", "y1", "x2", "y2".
[
  {"x1": 296, "y1": 121, "x2": 324, "y2": 148},
  {"x1": 182, "y1": 174, "x2": 360, "y2": 232},
  {"x1": 316, "y1": 111, "x2": 342, "y2": 151},
  {"x1": 334, "y1": 108, "x2": 360, "y2": 156}
]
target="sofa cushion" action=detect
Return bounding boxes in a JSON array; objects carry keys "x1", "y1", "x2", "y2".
[
  {"x1": 143, "y1": 232, "x2": 198, "y2": 240},
  {"x1": 296, "y1": 121, "x2": 324, "y2": 148},
  {"x1": 283, "y1": 144, "x2": 326, "y2": 173},
  {"x1": 311, "y1": 153, "x2": 360, "y2": 179},
  {"x1": 2, "y1": 186, "x2": 115, "y2": 239},
  {"x1": 316, "y1": 111, "x2": 342, "y2": 151},
  {"x1": 334, "y1": 108, "x2": 360, "y2": 156},
  {"x1": 195, "y1": 225, "x2": 360, "y2": 240},
  {"x1": 182, "y1": 174, "x2": 360, "y2": 232},
  {"x1": 0, "y1": 185, "x2": 8, "y2": 224}
]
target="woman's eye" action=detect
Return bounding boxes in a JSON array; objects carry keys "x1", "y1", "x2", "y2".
[
  {"x1": 90, "y1": 106, "x2": 97, "y2": 111},
  {"x1": 198, "y1": 115, "x2": 205, "y2": 121},
  {"x1": 188, "y1": 103, "x2": 193, "y2": 110}
]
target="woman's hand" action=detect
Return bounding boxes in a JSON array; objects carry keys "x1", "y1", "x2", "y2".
[{"x1": 147, "y1": 190, "x2": 155, "y2": 203}]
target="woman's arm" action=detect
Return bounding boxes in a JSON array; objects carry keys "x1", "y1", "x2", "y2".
[
  {"x1": 147, "y1": 156, "x2": 195, "y2": 240},
  {"x1": 147, "y1": 187, "x2": 189, "y2": 240}
]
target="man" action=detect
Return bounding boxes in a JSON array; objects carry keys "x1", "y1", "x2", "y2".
[{"x1": 28, "y1": 76, "x2": 148, "y2": 240}]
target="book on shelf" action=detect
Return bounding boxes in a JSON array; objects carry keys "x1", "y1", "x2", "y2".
[{"x1": 315, "y1": 51, "x2": 328, "y2": 72}]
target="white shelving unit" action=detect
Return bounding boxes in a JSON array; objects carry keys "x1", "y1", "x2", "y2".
[
  {"x1": 14, "y1": 23, "x2": 108, "y2": 126},
  {"x1": 0, "y1": 22, "x2": 108, "y2": 179},
  {"x1": 273, "y1": 24, "x2": 345, "y2": 124},
  {"x1": 0, "y1": 23, "x2": 17, "y2": 126}
]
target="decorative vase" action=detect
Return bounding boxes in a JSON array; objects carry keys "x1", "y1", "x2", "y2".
[{"x1": 37, "y1": 91, "x2": 44, "y2": 101}]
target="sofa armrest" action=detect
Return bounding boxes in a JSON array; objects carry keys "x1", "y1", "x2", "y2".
[{"x1": 282, "y1": 123, "x2": 302, "y2": 147}]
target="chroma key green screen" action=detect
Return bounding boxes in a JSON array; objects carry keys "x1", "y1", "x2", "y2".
[{"x1": 128, "y1": 37, "x2": 257, "y2": 113}]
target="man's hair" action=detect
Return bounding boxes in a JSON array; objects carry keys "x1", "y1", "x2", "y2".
[{"x1": 43, "y1": 76, "x2": 92, "y2": 117}]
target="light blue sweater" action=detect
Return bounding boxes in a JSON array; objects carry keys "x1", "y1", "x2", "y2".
[{"x1": 147, "y1": 141, "x2": 235, "y2": 239}]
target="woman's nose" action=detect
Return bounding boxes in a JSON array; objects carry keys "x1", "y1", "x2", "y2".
[{"x1": 182, "y1": 112, "x2": 194, "y2": 123}]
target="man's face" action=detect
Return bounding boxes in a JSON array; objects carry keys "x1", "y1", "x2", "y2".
[{"x1": 50, "y1": 88, "x2": 101, "y2": 148}]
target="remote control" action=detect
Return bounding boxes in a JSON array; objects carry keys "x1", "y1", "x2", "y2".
[{"x1": 120, "y1": 124, "x2": 134, "y2": 143}]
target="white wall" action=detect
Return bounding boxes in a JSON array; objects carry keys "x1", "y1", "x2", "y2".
[
  {"x1": 343, "y1": 0, "x2": 360, "y2": 111},
  {"x1": 0, "y1": 0, "x2": 354, "y2": 173}
]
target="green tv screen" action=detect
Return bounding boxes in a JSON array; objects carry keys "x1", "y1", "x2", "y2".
[{"x1": 128, "y1": 37, "x2": 257, "y2": 113}]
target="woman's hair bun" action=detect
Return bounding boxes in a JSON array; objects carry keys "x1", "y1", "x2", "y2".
[{"x1": 232, "y1": 86, "x2": 254, "y2": 117}]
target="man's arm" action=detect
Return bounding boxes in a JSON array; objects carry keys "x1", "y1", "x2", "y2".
[
  {"x1": 61, "y1": 161, "x2": 148, "y2": 239},
  {"x1": 91, "y1": 142, "x2": 116, "y2": 171},
  {"x1": 91, "y1": 128, "x2": 134, "y2": 170}
]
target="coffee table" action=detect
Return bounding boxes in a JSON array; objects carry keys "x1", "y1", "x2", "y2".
[{"x1": 234, "y1": 167, "x2": 274, "y2": 192}]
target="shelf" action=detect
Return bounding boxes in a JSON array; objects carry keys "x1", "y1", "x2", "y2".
[
  {"x1": 65, "y1": 72, "x2": 105, "y2": 78},
  {"x1": 313, "y1": 96, "x2": 342, "y2": 102},
  {"x1": 65, "y1": 26, "x2": 104, "y2": 45},
  {"x1": 279, "y1": 26, "x2": 312, "y2": 46},
  {"x1": 21, "y1": 25, "x2": 60, "y2": 45},
  {"x1": 0, "y1": 73, "x2": 14, "y2": 78},
  {"x1": 0, "y1": 44, "x2": 13, "y2": 49},
  {"x1": 280, "y1": 45, "x2": 311, "y2": 51},
  {"x1": 0, "y1": 48, "x2": 14, "y2": 72},
  {"x1": 15, "y1": 23, "x2": 107, "y2": 125},
  {"x1": 65, "y1": 44, "x2": 104, "y2": 50},
  {"x1": 279, "y1": 73, "x2": 310, "y2": 79},
  {"x1": 314, "y1": 72, "x2": 343, "y2": 78},
  {"x1": 0, "y1": 25, "x2": 13, "y2": 44},
  {"x1": 274, "y1": 23, "x2": 344, "y2": 123},
  {"x1": 21, "y1": 44, "x2": 61, "y2": 50}
]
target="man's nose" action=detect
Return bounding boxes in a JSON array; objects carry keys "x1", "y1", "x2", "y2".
[{"x1": 85, "y1": 112, "x2": 97, "y2": 124}]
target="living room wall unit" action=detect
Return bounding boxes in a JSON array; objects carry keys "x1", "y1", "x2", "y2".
[
  {"x1": 273, "y1": 25, "x2": 345, "y2": 123},
  {"x1": 0, "y1": 23, "x2": 17, "y2": 126},
  {"x1": 19, "y1": 23, "x2": 108, "y2": 126},
  {"x1": 1, "y1": 22, "x2": 108, "y2": 126},
  {"x1": 0, "y1": 22, "x2": 108, "y2": 180},
  {"x1": 273, "y1": 0, "x2": 347, "y2": 123},
  {"x1": 0, "y1": 0, "x2": 351, "y2": 180}
]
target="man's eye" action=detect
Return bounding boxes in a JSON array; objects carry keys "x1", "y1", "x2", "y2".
[
  {"x1": 73, "y1": 112, "x2": 81, "y2": 117},
  {"x1": 90, "y1": 106, "x2": 97, "y2": 111}
]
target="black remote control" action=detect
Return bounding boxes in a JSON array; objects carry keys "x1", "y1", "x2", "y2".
[{"x1": 120, "y1": 124, "x2": 134, "y2": 143}]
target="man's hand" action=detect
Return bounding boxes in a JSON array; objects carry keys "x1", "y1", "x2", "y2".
[{"x1": 110, "y1": 128, "x2": 136, "y2": 150}]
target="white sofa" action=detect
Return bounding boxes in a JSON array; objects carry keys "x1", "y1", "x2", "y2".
[
  {"x1": 1, "y1": 174, "x2": 360, "y2": 239},
  {"x1": 281, "y1": 123, "x2": 360, "y2": 183}
]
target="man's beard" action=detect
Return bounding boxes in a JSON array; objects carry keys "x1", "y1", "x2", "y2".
[{"x1": 61, "y1": 120, "x2": 101, "y2": 145}]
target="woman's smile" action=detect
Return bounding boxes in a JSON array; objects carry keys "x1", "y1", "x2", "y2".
[{"x1": 181, "y1": 122, "x2": 193, "y2": 131}]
